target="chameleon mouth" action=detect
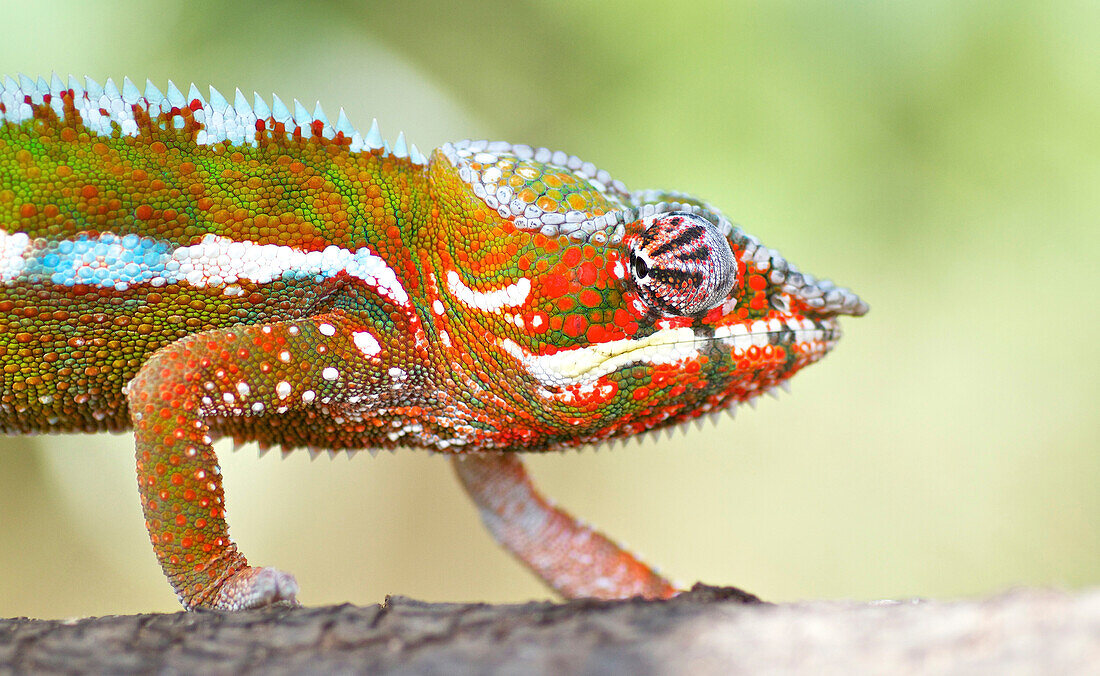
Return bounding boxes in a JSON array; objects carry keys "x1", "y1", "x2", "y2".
[
  {"x1": 499, "y1": 317, "x2": 842, "y2": 390},
  {"x1": 712, "y1": 316, "x2": 842, "y2": 354},
  {"x1": 499, "y1": 329, "x2": 699, "y2": 389}
]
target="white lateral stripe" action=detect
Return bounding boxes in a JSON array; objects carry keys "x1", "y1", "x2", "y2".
[
  {"x1": 0, "y1": 229, "x2": 31, "y2": 281},
  {"x1": 170, "y1": 236, "x2": 409, "y2": 303},
  {"x1": 500, "y1": 327, "x2": 699, "y2": 388},
  {"x1": 446, "y1": 269, "x2": 530, "y2": 312},
  {"x1": 0, "y1": 230, "x2": 409, "y2": 303}
]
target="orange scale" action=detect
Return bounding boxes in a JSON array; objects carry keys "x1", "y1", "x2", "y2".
[
  {"x1": 584, "y1": 324, "x2": 608, "y2": 343},
  {"x1": 562, "y1": 314, "x2": 587, "y2": 338},
  {"x1": 579, "y1": 289, "x2": 602, "y2": 308},
  {"x1": 578, "y1": 262, "x2": 599, "y2": 285},
  {"x1": 567, "y1": 193, "x2": 588, "y2": 210}
]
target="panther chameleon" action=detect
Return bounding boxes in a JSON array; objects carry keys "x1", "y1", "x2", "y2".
[{"x1": 0, "y1": 75, "x2": 867, "y2": 609}]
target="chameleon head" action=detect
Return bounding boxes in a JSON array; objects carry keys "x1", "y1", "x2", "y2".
[{"x1": 429, "y1": 141, "x2": 867, "y2": 448}]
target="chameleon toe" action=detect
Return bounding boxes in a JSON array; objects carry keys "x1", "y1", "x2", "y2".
[{"x1": 213, "y1": 567, "x2": 299, "y2": 611}]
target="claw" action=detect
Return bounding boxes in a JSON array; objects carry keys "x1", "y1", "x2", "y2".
[{"x1": 211, "y1": 566, "x2": 299, "y2": 611}]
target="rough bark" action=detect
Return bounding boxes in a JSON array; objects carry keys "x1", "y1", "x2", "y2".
[{"x1": 1, "y1": 585, "x2": 1097, "y2": 674}]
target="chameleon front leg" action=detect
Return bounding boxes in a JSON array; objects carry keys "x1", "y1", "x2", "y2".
[
  {"x1": 452, "y1": 453, "x2": 679, "y2": 600},
  {"x1": 126, "y1": 311, "x2": 375, "y2": 609}
]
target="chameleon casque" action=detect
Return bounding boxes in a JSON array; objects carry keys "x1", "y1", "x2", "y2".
[{"x1": 0, "y1": 74, "x2": 867, "y2": 610}]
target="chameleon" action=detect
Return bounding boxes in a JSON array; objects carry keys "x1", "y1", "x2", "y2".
[{"x1": 0, "y1": 74, "x2": 867, "y2": 611}]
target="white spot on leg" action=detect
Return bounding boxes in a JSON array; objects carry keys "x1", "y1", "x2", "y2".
[
  {"x1": 318, "y1": 323, "x2": 336, "y2": 336},
  {"x1": 322, "y1": 367, "x2": 339, "y2": 381},
  {"x1": 276, "y1": 381, "x2": 292, "y2": 399},
  {"x1": 352, "y1": 331, "x2": 381, "y2": 356}
]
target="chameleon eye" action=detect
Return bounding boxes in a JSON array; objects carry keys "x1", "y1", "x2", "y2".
[
  {"x1": 627, "y1": 211, "x2": 738, "y2": 316},
  {"x1": 630, "y1": 251, "x2": 650, "y2": 279}
]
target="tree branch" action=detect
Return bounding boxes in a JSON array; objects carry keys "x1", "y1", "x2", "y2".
[{"x1": 2, "y1": 585, "x2": 1096, "y2": 673}]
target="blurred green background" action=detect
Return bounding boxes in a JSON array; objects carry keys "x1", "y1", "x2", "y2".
[{"x1": 1, "y1": 0, "x2": 1097, "y2": 618}]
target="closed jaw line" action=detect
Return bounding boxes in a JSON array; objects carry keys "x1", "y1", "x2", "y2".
[{"x1": 500, "y1": 317, "x2": 839, "y2": 389}]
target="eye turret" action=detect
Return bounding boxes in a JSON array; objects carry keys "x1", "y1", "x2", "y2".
[{"x1": 627, "y1": 212, "x2": 738, "y2": 316}]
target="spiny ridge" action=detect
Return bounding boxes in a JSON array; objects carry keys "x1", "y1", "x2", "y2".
[{"x1": 0, "y1": 74, "x2": 428, "y2": 165}]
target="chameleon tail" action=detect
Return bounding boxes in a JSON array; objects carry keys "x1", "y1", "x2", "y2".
[{"x1": 452, "y1": 453, "x2": 678, "y2": 600}]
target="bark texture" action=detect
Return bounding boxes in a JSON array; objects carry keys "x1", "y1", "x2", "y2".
[{"x1": 1, "y1": 585, "x2": 1098, "y2": 674}]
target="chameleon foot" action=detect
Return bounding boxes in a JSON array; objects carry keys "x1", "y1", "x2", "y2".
[{"x1": 212, "y1": 567, "x2": 299, "y2": 610}]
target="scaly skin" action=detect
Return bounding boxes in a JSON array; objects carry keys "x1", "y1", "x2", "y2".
[{"x1": 0, "y1": 75, "x2": 866, "y2": 609}]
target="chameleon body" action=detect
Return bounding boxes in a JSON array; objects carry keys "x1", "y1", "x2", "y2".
[{"x1": 0, "y1": 74, "x2": 866, "y2": 610}]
